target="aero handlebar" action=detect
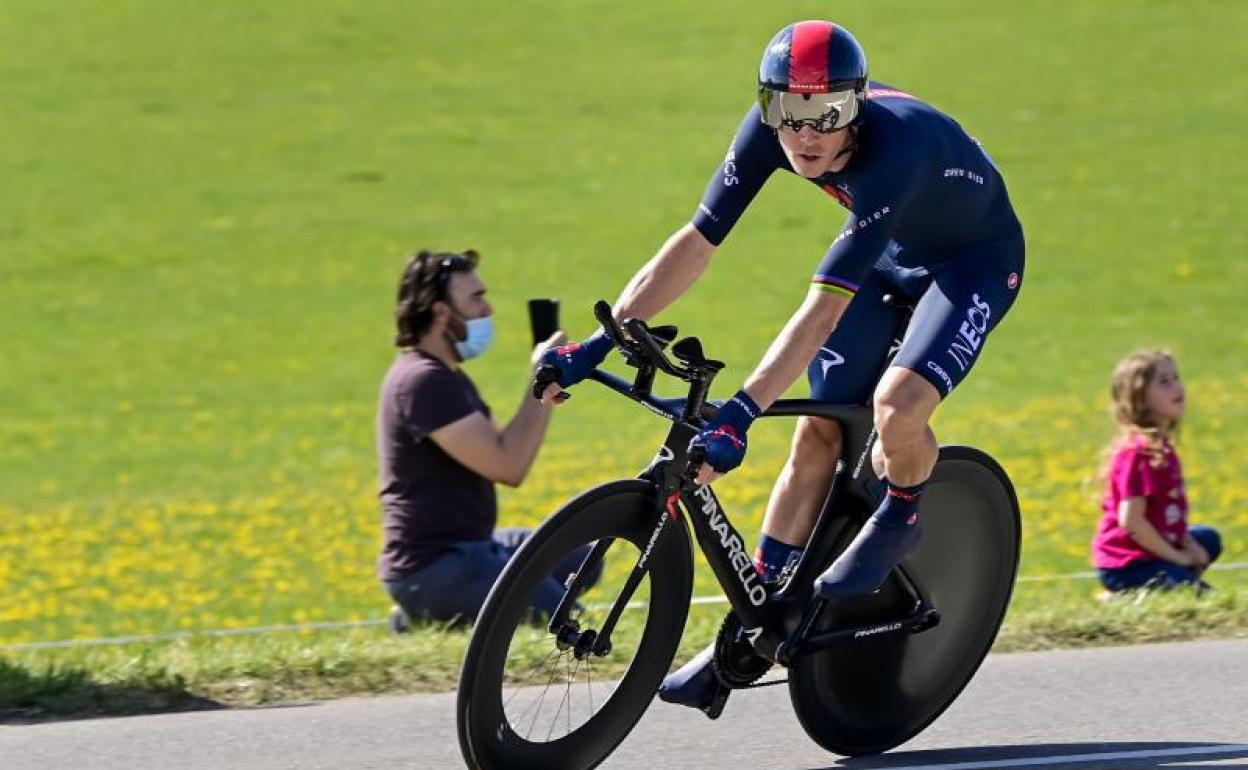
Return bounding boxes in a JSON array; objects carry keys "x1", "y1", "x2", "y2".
[{"x1": 531, "y1": 300, "x2": 723, "y2": 423}]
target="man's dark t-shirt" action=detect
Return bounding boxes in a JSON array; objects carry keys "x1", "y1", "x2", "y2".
[{"x1": 376, "y1": 349, "x2": 495, "y2": 581}]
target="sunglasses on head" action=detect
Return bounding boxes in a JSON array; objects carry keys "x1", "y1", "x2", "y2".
[{"x1": 405, "y1": 250, "x2": 478, "y2": 300}]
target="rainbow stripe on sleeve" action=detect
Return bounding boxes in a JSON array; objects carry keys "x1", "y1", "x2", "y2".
[{"x1": 812, "y1": 275, "x2": 858, "y2": 298}]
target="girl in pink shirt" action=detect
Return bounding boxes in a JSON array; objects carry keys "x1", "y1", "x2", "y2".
[{"x1": 1091, "y1": 350, "x2": 1222, "y2": 592}]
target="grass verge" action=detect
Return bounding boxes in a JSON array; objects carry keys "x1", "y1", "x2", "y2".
[{"x1": 4, "y1": 574, "x2": 1245, "y2": 721}]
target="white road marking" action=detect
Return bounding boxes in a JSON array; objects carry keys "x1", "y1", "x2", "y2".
[{"x1": 874, "y1": 743, "x2": 1248, "y2": 770}]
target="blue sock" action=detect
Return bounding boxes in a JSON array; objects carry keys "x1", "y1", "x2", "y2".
[
  {"x1": 874, "y1": 479, "x2": 926, "y2": 529},
  {"x1": 754, "y1": 534, "x2": 803, "y2": 583}
]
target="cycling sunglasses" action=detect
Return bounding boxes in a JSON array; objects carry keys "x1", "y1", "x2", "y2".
[{"x1": 761, "y1": 88, "x2": 858, "y2": 133}]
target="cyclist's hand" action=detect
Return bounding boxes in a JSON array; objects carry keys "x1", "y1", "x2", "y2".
[
  {"x1": 530, "y1": 331, "x2": 569, "y2": 369},
  {"x1": 533, "y1": 330, "x2": 613, "y2": 403},
  {"x1": 688, "y1": 390, "x2": 761, "y2": 485}
]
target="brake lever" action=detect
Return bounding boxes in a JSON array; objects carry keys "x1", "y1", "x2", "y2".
[{"x1": 593, "y1": 300, "x2": 630, "y2": 350}]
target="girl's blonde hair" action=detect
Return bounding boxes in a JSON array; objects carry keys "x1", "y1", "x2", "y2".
[{"x1": 1104, "y1": 348, "x2": 1179, "y2": 470}]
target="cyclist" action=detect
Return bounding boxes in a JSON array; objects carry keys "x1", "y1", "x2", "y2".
[{"x1": 536, "y1": 20, "x2": 1025, "y2": 716}]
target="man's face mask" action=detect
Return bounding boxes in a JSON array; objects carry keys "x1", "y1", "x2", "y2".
[{"x1": 447, "y1": 308, "x2": 494, "y2": 361}]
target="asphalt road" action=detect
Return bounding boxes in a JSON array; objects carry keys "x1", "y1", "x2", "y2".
[{"x1": 4, "y1": 638, "x2": 1248, "y2": 770}]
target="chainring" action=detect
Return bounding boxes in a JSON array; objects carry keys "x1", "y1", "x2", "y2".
[{"x1": 712, "y1": 611, "x2": 773, "y2": 688}]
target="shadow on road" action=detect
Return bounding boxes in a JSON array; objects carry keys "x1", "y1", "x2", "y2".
[
  {"x1": 0, "y1": 659, "x2": 223, "y2": 724},
  {"x1": 799, "y1": 741, "x2": 1248, "y2": 769}
]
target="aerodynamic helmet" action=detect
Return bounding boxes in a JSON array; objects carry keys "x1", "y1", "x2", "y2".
[{"x1": 758, "y1": 20, "x2": 868, "y2": 133}]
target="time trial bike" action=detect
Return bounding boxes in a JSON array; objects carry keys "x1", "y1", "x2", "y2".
[{"x1": 457, "y1": 299, "x2": 1020, "y2": 769}]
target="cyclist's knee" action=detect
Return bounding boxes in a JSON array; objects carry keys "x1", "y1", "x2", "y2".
[
  {"x1": 873, "y1": 396, "x2": 927, "y2": 446},
  {"x1": 872, "y1": 370, "x2": 939, "y2": 445},
  {"x1": 791, "y1": 417, "x2": 841, "y2": 463},
  {"x1": 873, "y1": 371, "x2": 938, "y2": 439}
]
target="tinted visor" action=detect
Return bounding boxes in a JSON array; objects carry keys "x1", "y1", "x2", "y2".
[{"x1": 761, "y1": 88, "x2": 858, "y2": 133}]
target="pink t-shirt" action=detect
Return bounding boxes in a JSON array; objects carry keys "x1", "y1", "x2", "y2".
[{"x1": 1091, "y1": 434, "x2": 1188, "y2": 569}]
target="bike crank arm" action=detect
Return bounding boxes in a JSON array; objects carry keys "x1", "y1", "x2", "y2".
[{"x1": 793, "y1": 602, "x2": 940, "y2": 658}]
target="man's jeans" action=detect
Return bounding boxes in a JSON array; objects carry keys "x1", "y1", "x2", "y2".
[{"x1": 385, "y1": 528, "x2": 601, "y2": 623}]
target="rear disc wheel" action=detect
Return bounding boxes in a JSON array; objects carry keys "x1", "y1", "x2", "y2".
[{"x1": 788, "y1": 447, "x2": 1020, "y2": 756}]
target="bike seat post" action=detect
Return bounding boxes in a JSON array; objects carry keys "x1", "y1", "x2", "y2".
[{"x1": 881, "y1": 292, "x2": 916, "y2": 346}]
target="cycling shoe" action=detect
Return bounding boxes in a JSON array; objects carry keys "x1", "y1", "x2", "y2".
[
  {"x1": 657, "y1": 645, "x2": 730, "y2": 719},
  {"x1": 814, "y1": 516, "x2": 922, "y2": 599}
]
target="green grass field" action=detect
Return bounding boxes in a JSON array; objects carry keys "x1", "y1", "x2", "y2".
[{"x1": 2, "y1": 0, "x2": 1247, "y2": 705}]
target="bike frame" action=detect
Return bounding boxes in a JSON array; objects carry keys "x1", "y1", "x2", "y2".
[{"x1": 551, "y1": 366, "x2": 938, "y2": 665}]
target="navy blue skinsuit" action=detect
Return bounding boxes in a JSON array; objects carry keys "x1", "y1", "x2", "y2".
[{"x1": 692, "y1": 82, "x2": 1025, "y2": 402}]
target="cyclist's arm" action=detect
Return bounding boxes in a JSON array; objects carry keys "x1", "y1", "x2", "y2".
[
  {"x1": 615, "y1": 106, "x2": 781, "y2": 323},
  {"x1": 613, "y1": 224, "x2": 716, "y2": 322},
  {"x1": 1116, "y1": 497, "x2": 1193, "y2": 566},
  {"x1": 741, "y1": 287, "x2": 850, "y2": 408},
  {"x1": 738, "y1": 165, "x2": 920, "y2": 409}
]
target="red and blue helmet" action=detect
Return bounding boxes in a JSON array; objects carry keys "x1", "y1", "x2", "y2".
[{"x1": 758, "y1": 21, "x2": 869, "y2": 133}]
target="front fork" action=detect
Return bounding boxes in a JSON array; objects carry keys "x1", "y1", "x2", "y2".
[
  {"x1": 548, "y1": 457, "x2": 788, "y2": 663},
  {"x1": 548, "y1": 462, "x2": 686, "y2": 659}
]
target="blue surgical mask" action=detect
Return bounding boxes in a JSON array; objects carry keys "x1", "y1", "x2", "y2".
[{"x1": 452, "y1": 315, "x2": 494, "y2": 360}]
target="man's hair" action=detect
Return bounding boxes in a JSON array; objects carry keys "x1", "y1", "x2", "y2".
[{"x1": 394, "y1": 249, "x2": 479, "y2": 347}]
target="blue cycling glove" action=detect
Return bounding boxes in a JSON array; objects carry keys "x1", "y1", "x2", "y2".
[
  {"x1": 541, "y1": 330, "x2": 614, "y2": 388},
  {"x1": 691, "y1": 390, "x2": 761, "y2": 475}
]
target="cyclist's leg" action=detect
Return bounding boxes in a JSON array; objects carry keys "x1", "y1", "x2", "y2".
[
  {"x1": 873, "y1": 367, "x2": 943, "y2": 489},
  {"x1": 757, "y1": 417, "x2": 842, "y2": 574},
  {"x1": 816, "y1": 242, "x2": 1025, "y2": 598},
  {"x1": 660, "y1": 265, "x2": 901, "y2": 716},
  {"x1": 814, "y1": 370, "x2": 935, "y2": 598},
  {"x1": 763, "y1": 264, "x2": 906, "y2": 564}
]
